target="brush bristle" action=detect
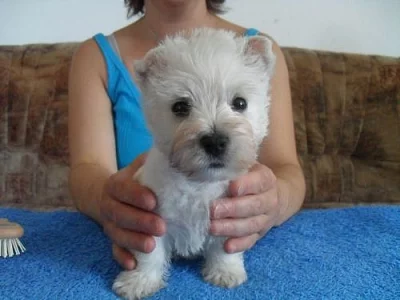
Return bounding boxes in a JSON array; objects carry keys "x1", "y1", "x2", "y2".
[{"x1": 0, "y1": 238, "x2": 26, "y2": 258}]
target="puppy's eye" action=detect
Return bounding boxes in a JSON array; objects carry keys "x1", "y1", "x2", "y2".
[
  {"x1": 231, "y1": 97, "x2": 247, "y2": 112},
  {"x1": 172, "y1": 99, "x2": 191, "y2": 117}
]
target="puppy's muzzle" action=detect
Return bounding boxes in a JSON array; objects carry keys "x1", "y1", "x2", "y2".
[{"x1": 199, "y1": 132, "x2": 229, "y2": 161}]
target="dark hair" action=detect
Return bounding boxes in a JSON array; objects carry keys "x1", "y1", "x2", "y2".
[{"x1": 124, "y1": 0, "x2": 226, "y2": 17}]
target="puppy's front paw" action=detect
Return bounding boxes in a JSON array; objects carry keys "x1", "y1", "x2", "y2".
[
  {"x1": 202, "y1": 262, "x2": 247, "y2": 288},
  {"x1": 112, "y1": 270, "x2": 165, "y2": 300}
]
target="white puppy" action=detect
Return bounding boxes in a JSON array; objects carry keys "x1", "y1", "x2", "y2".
[{"x1": 112, "y1": 28, "x2": 276, "y2": 300}]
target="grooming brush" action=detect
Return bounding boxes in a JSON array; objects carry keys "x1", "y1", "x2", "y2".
[{"x1": 0, "y1": 218, "x2": 26, "y2": 258}]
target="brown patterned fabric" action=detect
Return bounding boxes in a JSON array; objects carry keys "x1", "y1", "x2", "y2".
[
  {"x1": 0, "y1": 42, "x2": 399, "y2": 210},
  {"x1": 0, "y1": 44, "x2": 75, "y2": 210},
  {"x1": 284, "y1": 49, "x2": 400, "y2": 207}
]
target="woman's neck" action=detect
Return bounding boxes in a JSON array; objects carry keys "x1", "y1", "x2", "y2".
[{"x1": 140, "y1": 0, "x2": 219, "y2": 42}]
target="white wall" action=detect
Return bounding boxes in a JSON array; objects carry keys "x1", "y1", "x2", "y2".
[{"x1": 0, "y1": 0, "x2": 399, "y2": 56}]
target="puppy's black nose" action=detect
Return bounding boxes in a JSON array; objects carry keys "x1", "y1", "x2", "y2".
[{"x1": 199, "y1": 133, "x2": 229, "y2": 157}]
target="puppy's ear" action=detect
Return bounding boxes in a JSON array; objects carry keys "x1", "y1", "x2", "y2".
[
  {"x1": 133, "y1": 49, "x2": 166, "y2": 86},
  {"x1": 243, "y1": 35, "x2": 276, "y2": 77}
]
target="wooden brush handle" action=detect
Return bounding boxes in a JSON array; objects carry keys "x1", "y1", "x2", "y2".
[{"x1": 0, "y1": 219, "x2": 24, "y2": 239}]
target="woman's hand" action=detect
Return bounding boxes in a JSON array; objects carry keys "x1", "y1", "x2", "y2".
[
  {"x1": 99, "y1": 154, "x2": 166, "y2": 270},
  {"x1": 210, "y1": 163, "x2": 282, "y2": 253}
]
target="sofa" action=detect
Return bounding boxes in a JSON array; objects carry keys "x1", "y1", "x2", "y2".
[{"x1": 1, "y1": 41, "x2": 399, "y2": 299}]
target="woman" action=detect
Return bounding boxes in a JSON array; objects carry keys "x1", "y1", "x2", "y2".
[{"x1": 68, "y1": 0, "x2": 306, "y2": 271}]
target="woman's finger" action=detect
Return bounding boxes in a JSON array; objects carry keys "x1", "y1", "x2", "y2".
[
  {"x1": 104, "y1": 175, "x2": 156, "y2": 212},
  {"x1": 224, "y1": 233, "x2": 260, "y2": 253},
  {"x1": 210, "y1": 214, "x2": 270, "y2": 237},
  {"x1": 210, "y1": 188, "x2": 278, "y2": 219},
  {"x1": 102, "y1": 199, "x2": 166, "y2": 236},
  {"x1": 112, "y1": 243, "x2": 136, "y2": 270},
  {"x1": 103, "y1": 153, "x2": 156, "y2": 211},
  {"x1": 228, "y1": 163, "x2": 276, "y2": 197},
  {"x1": 104, "y1": 221, "x2": 156, "y2": 253}
]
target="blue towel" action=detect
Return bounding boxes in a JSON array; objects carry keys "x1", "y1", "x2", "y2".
[{"x1": 1, "y1": 205, "x2": 399, "y2": 300}]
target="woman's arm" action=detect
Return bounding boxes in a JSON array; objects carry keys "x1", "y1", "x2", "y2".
[
  {"x1": 68, "y1": 39, "x2": 165, "y2": 269},
  {"x1": 257, "y1": 40, "x2": 306, "y2": 225},
  {"x1": 68, "y1": 39, "x2": 118, "y2": 223}
]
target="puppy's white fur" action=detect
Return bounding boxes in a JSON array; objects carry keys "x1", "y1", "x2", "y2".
[{"x1": 112, "y1": 28, "x2": 276, "y2": 300}]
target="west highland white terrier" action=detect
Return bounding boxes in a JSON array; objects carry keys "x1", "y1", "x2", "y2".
[{"x1": 112, "y1": 28, "x2": 276, "y2": 300}]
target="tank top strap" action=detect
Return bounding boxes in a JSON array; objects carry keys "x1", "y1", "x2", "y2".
[
  {"x1": 92, "y1": 33, "x2": 141, "y2": 103},
  {"x1": 244, "y1": 28, "x2": 260, "y2": 37}
]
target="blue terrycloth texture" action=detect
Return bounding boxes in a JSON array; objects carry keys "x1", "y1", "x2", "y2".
[{"x1": 1, "y1": 206, "x2": 399, "y2": 300}]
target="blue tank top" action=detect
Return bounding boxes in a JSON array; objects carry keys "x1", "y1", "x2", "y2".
[{"x1": 93, "y1": 28, "x2": 260, "y2": 170}]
